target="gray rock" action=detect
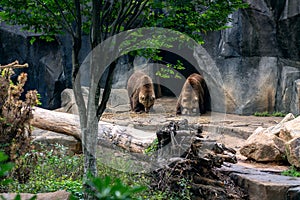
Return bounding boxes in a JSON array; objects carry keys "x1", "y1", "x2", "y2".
[
  {"x1": 287, "y1": 186, "x2": 300, "y2": 200},
  {"x1": 219, "y1": 57, "x2": 278, "y2": 114},
  {"x1": 221, "y1": 164, "x2": 300, "y2": 200},
  {"x1": 0, "y1": 190, "x2": 70, "y2": 200},
  {"x1": 286, "y1": 137, "x2": 300, "y2": 168},
  {"x1": 276, "y1": 67, "x2": 300, "y2": 113},
  {"x1": 290, "y1": 79, "x2": 300, "y2": 115},
  {"x1": 57, "y1": 88, "x2": 130, "y2": 114},
  {"x1": 240, "y1": 114, "x2": 300, "y2": 165},
  {"x1": 32, "y1": 128, "x2": 81, "y2": 155},
  {"x1": 0, "y1": 22, "x2": 68, "y2": 110},
  {"x1": 202, "y1": 0, "x2": 300, "y2": 115}
]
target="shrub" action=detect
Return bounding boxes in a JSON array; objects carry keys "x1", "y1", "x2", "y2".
[
  {"x1": 7, "y1": 144, "x2": 83, "y2": 197},
  {"x1": 0, "y1": 61, "x2": 40, "y2": 183},
  {"x1": 85, "y1": 175, "x2": 146, "y2": 200}
]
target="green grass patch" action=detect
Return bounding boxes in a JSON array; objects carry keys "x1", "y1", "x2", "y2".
[
  {"x1": 281, "y1": 166, "x2": 300, "y2": 177},
  {"x1": 3, "y1": 143, "x2": 193, "y2": 200},
  {"x1": 253, "y1": 111, "x2": 286, "y2": 117}
]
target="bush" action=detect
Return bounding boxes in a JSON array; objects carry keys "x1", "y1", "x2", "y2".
[
  {"x1": 0, "y1": 62, "x2": 40, "y2": 184},
  {"x1": 7, "y1": 144, "x2": 83, "y2": 197}
]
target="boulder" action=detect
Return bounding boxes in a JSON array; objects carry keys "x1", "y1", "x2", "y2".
[
  {"x1": 32, "y1": 128, "x2": 82, "y2": 155},
  {"x1": 0, "y1": 190, "x2": 70, "y2": 200},
  {"x1": 286, "y1": 137, "x2": 300, "y2": 168},
  {"x1": 56, "y1": 88, "x2": 130, "y2": 114},
  {"x1": 239, "y1": 127, "x2": 284, "y2": 162},
  {"x1": 240, "y1": 113, "x2": 300, "y2": 166},
  {"x1": 221, "y1": 164, "x2": 300, "y2": 200}
]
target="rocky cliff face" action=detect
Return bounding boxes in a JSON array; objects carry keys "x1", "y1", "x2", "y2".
[
  {"x1": 202, "y1": 0, "x2": 300, "y2": 114},
  {"x1": 0, "y1": 22, "x2": 69, "y2": 109},
  {"x1": 1, "y1": 0, "x2": 299, "y2": 114}
]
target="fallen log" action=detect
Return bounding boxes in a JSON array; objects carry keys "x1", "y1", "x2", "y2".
[
  {"x1": 31, "y1": 107, "x2": 155, "y2": 153},
  {"x1": 32, "y1": 107, "x2": 81, "y2": 141}
]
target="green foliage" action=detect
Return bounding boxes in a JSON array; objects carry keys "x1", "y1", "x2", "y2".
[
  {"x1": 85, "y1": 175, "x2": 146, "y2": 200},
  {"x1": 146, "y1": 0, "x2": 248, "y2": 42},
  {"x1": 4, "y1": 143, "x2": 197, "y2": 200},
  {"x1": 0, "y1": 151, "x2": 14, "y2": 187},
  {"x1": 253, "y1": 111, "x2": 286, "y2": 117},
  {"x1": 144, "y1": 138, "x2": 159, "y2": 155},
  {"x1": 0, "y1": 63, "x2": 40, "y2": 187},
  {"x1": 0, "y1": 152, "x2": 38, "y2": 200},
  {"x1": 7, "y1": 144, "x2": 83, "y2": 196},
  {"x1": 282, "y1": 166, "x2": 300, "y2": 177},
  {"x1": 155, "y1": 60, "x2": 185, "y2": 79}
]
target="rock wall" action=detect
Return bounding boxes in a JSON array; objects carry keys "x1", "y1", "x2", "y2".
[
  {"x1": 0, "y1": 22, "x2": 94, "y2": 109},
  {"x1": 1, "y1": 0, "x2": 300, "y2": 114},
  {"x1": 0, "y1": 22, "x2": 70, "y2": 109},
  {"x1": 202, "y1": 0, "x2": 300, "y2": 114}
]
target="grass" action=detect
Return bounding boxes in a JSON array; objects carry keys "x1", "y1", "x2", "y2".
[
  {"x1": 2, "y1": 143, "x2": 184, "y2": 200},
  {"x1": 253, "y1": 111, "x2": 286, "y2": 117},
  {"x1": 281, "y1": 166, "x2": 300, "y2": 177}
]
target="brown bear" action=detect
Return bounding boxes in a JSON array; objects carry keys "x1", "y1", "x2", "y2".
[
  {"x1": 127, "y1": 71, "x2": 155, "y2": 113},
  {"x1": 176, "y1": 73, "x2": 210, "y2": 115}
]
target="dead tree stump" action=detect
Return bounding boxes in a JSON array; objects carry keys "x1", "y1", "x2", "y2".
[{"x1": 150, "y1": 120, "x2": 247, "y2": 200}]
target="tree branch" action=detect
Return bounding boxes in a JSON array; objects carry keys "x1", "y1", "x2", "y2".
[
  {"x1": 0, "y1": 61, "x2": 28, "y2": 69},
  {"x1": 110, "y1": 0, "x2": 126, "y2": 36},
  {"x1": 34, "y1": 0, "x2": 74, "y2": 36},
  {"x1": 53, "y1": 0, "x2": 76, "y2": 36},
  {"x1": 125, "y1": 0, "x2": 149, "y2": 30},
  {"x1": 96, "y1": 60, "x2": 117, "y2": 120}
]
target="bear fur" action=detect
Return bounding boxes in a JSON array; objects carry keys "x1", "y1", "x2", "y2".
[
  {"x1": 176, "y1": 73, "x2": 210, "y2": 115},
  {"x1": 127, "y1": 71, "x2": 155, "y2": 113}
]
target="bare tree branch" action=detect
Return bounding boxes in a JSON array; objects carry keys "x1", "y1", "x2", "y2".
[{"x1": 0, "y1": 61, "x2": 28, "y2": 69}]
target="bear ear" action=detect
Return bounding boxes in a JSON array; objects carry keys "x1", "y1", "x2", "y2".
[
  {"x1": 151, "y1": 95, "x2": 155, "y2": 100},
  {"x1": 140, "y1": 95, "x2": 145, "y2": 100}
]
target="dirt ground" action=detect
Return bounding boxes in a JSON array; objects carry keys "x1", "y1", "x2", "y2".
[{"x1": 101, "y1": 97, "x2": 289, "y2": 171}]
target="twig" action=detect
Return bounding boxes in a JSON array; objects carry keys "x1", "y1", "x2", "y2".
[{"x1": 0, "y1": 60, "x2": 29, "y2": 69}]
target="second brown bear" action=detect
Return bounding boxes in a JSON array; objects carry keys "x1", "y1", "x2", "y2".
[
  {"x1": 127, "y1": 71, "x2": 155, "y2": 113},
  {"x1": 176, "y1": 73, "x2": 210, "y2": 115}
]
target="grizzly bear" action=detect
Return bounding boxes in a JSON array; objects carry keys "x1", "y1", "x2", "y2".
[
  {"x1": 127, "y1": 71, "x2": 155, "y2": 113},
  {"x1": 176, "y1": 73, "x2": 210, "y2": 115}
]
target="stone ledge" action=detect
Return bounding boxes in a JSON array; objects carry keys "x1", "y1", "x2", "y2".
[
  {"x1": 220, "y1": 164, "x2": 300, "y2": 200},
  {"x1": 0, "y1": 190, "x2": 70, "y2": 200}
]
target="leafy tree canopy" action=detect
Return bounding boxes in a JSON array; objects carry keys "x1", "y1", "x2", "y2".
[{"x1": 0, "y1": 0, "x2": 247, "y2": 44}]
